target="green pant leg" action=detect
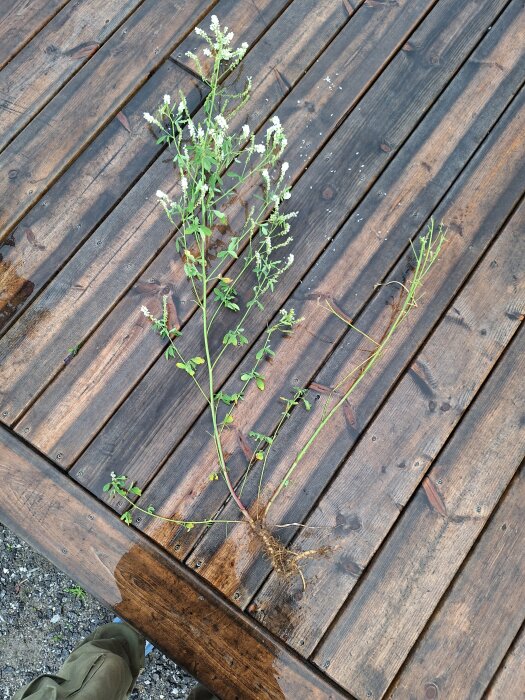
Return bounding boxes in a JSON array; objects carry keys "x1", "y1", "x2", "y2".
[{"x1": 13, "y1": 623, "x2": 145, "y2": 700}]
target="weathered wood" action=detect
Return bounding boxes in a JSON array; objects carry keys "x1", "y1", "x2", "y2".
[
  {"x1": 185, "y1": 186, "x2": 525, "y2": 608},
  {"x1": 175, "y1": 8, "x2": 525, "y2": 576},
  {"x1": 0, "y1": 60, "x2": 203, "y2": 336},
  {"x1": 386, "y1": 466, "x2": 525, "y2": 700},
  {"x1": 252, "y1": 197, "x2": 525, "y2": 653},
  {"x1": 0, "y1": 426, "x2": 350, "y2": 700},
  {"x1": 0, "y1": 0, "x2": 69, "y2": 70},
  {"x1": 0, "y1": 0, "x2": 217, "y2": 239},
  {"x1": 0, "y1": 0, "x2": 145, "y2": 152},
  {"x1": 0, "y1": 0, "x2": 303, "y2": 338},
  {"x1": 485, "y1": 626, "x2": 525, "y2": 700},
  {"x1": 64, "y1": 0, "x2": 510, "y2": 492},
  {"x1": 11, "y1": 0, "x2": 403, "y2": 447}
]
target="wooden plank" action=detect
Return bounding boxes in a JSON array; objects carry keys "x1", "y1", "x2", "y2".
[
  {"x1": 0, "y1": 426, "x2": 350, "y2": 700},
  {"x1": 181, "y1": 185, "x2": 520, "y2": 596},
  {"x1": 485, "y1": 626, "x2": 525, "y2": 700},
  {"x1": 0, "y1": 0, "x2": 146, "y2": 153},
  {"x1": 174, "y1": 9, "x2": 525, "y2": 578},
  {"x1": 0, "y1": 0, "x2": 217, "y2": 239},
  {"x1": 250, "y1": 196, "x2": 525, "y2": 651},
  {"x1": 0, "y1": 60, "x2": 204, "y2": 336},
  {"x1": 7, "y1": 0, "x2": 404, "y2": 437},
  {"x1": 120, "y1": 16, "x2": 525, "y2": 551},
  {"x1": 0, "y1": 0, "x2": 350, "y2": 423},
  {"x1": 0, "y1": 0, "x2": 70, "y2": 70},
  {"x1": 0, "y1": 0, "x2": 298, "y2": 337},
  {"x1": 63, "y1": 0, "x2": 511, "y2": 489},
  {"x1": 385, "y1": 467, "x2": 525, "y2": 700}
]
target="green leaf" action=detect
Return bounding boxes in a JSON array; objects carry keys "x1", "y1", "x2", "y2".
[
  {"x1": 255, "y1": 452, "x2": 264, "y2": 461},
  {"x1": 213, "y1": 210, "x2": 227, "y2": 223},
  {"x1": 199, "y1": 226, "x2": 213, "y2": 237},
  {"x1": 102, "y1": 483, "x2": 111, "y2": 492},
  {"x1": 129, "y1": 486, "x2": 142, "y2": 496},
  {"x1": 120, "y1": 511, "x2": 133, "y2": 526},
  {"x1": 223, "y1": 415, "x2": 234, "y2": 425},
  {"x1": 191, "y1": 356, "x2": 205, "y2": 365},
  {"x1": 255, "y1": 376, "x2": 265, "y2": 391},
  {"x1": 240, "y1": 373, "x2": 251, "y2": 382}
]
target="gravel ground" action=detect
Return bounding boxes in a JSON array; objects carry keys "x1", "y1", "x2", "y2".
[{"x1": 0, "y1": 523, "x2": 197, "y2": 699}]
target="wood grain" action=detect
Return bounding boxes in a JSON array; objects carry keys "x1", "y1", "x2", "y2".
[
  {"x1": 0, "y1": 0, "x2": 70, "y2": 70},
  {"x1": 8, "y1": 0, "x2": 382, "y2": 445},
  {"x1": 0, "y1": 60, "x2": 204, "y2": 336},
  {"x1": 386, "y1": 466, "x2": 525, "y2": 700},
  {"x1": 0, "y1": 0, "x2": 216, "y2": 239},
  {"x1": 0, "y1": 0, "x2": 144, "y2": 152},
  {"x1": 252, "y1": 198, "x2": 525, "y2": 655},
  {"x1": 63, "y1": 0, "x2": 511, "y2": 491},
  {"x1": 172, "y1": 8, "x2": 525, "y2": 579},
  {"x1": 0, "y1": 425, "x2": 349, "y2": 700},
  {"x1": 485, "y1": 626, "x2": 525, "y2": 700}
]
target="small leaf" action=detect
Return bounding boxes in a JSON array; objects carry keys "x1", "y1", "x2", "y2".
[
  {"x1": 192, "y1": 356, "x2": 205, "y2": 365},
  {"x1": 256, "y1": 377, "x2": 265, "y2": 391},
  {"x1": 120, "y1": 511, "x2": 133, "y2": 526},
  {"x1": 116, "y1": 111, "x2": 131, "y2": 133},
  {"x1": 255, "y1": 452, "x2": 264, "y2": 461},
  {"x1": 66, "y1": 41, "x2": 100, "y2": 59},
  {"x1": 129, "y1": 486, "x2": 142, "y2": 496},
  {"x1": 240, "y1": 373, "x2": 251, "y2": 382},
  {"x1": 102, "y1": 483, "x2": 111, "y2": 492}
]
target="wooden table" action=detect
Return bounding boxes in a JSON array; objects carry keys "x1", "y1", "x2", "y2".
[{"x1": 1, "y1": 1, "x2": 524, "y2": 697}]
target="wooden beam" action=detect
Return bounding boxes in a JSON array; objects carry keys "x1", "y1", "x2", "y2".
[{"x1": 0, "y1": 425, "x2": 349, "y2": 700}]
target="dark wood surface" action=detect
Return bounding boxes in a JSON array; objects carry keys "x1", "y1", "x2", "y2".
[
  {"x1": 0, "y1": 426, "x2": 349, "y2": 700},
  {"x1": 0, "y1": 0, "x2": 524, "y2": 697}
]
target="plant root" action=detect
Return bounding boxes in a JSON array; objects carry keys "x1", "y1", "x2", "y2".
[{"x1": 250, "y1": 521, "x2": 329, "y2": 589}]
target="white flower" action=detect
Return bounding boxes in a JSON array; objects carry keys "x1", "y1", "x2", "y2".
[
  {"x1": 287, "y1": 254, "x2": 294, "y2": 266},
  {"x1": 200, "y1": 183, "x2": 209, "y2": 196},
  {"x1": 225, "y1": 31, "x2": 234, "y2": 45},
  {"x1": 197, "y1": 125, "x2": 205, "y2": 139},
  {"x1": 163, "y1": 94, "x2": 170, "y2": 105},
  {"x1": 254, "y1": 250, "x2": 262, "y2": 266},
  {"x1": 156, "y1": 190, "x2": 168, "y2": 200},
  {"x1": 203, "y1": 47, "x2": 212, "y2": 57},
  {"x1": 195, "y1": 26, "x2": 206, "y2": 37},
  {"x1": 271, "y1": 115, "x2": 281, "y2": 127},
  {"x1": 265, "y1": 237, "x2": 272, "y2": 254},
  {"x1": 242, "y1": 124, "x2": 250, "y2": 139},
  {"x1": 241, "y1": 42, "x2": 249, "y2": 50},
  {"x1": 143, "y1": 112, "x2": 154, "y2": 123},
  {"x1": 187, "y1": 120, "x2": 196, "y2": 139},
  {"x1": 180, "y1": 176, "x2": 188, "y2": 194},
  {"x1": 254, "y1": 144, "x2": 265, "y2": 154},
  {"x1": 140, "y1": 306, "x2": 150, "y2": 317},
  {"x1": 281, "y1": 162, "x2": 289, "y2": 176},
  {"x1": 282, "y1": 191, "x2": 291, "y2": 200},
  {"x1": 215, "y1": 114, "x2": 228, "y2": 130},
  {"x1": 210, "y1": 15, "x2": 219, "y2": 31},
  {"x1": 177, "y1": 98, "x2": 185, "y2": 114},
  {"x1": 110, "y1": 471, "x2": 117, "y2": 479}
]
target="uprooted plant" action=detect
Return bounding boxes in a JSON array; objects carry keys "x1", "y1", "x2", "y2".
[{"x1": 104, "y1": 17, "x2": 446, "y2": 584}]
